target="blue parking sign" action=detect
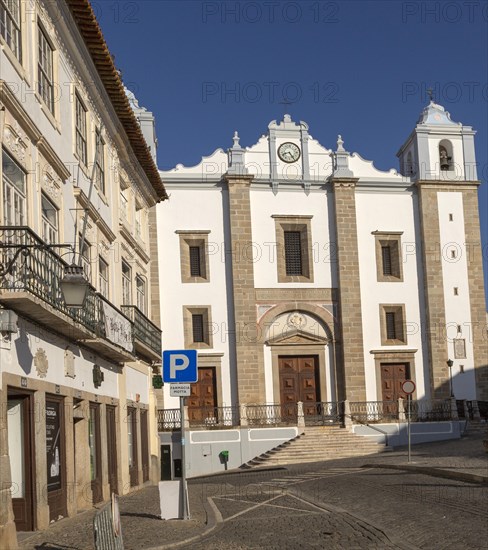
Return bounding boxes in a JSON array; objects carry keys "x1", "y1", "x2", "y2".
[{"x1": 162, "y1": 350, "x2": 198, "y2": 383}]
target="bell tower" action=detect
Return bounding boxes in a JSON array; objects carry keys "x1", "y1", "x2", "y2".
[
  {"x1": 399, "y1": 101, "x2": 487, "y2": 400},
  {"x1": 397, "y1": 100, "x2": 477, "y2": 181}
]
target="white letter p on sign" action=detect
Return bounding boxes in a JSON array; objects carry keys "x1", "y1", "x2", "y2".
[{"x1": 170, "y1": 354, "x2": 190, "y2": 379}]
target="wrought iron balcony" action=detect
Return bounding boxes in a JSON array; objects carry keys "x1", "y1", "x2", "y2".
[
  {"x1": 121, "y1": 305, "x2": 162, "y2": 362},
  {"x1": 0, "y1": 226, "x2": 135, "y2": 362}
]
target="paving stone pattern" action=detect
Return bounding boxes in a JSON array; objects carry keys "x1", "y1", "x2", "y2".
[{"x1": 18, "y1": 434, "x2": 488, "y2": 550}]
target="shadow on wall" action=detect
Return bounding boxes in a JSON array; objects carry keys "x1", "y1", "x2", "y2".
[
  {"x1": 14, "y1": 322, "x2": 33, "y2": 374},
  {"x1": 439, "y1": 363, "x2": 488, "y2": 414}
]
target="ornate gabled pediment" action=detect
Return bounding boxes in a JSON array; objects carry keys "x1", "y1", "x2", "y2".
[{"x1": 266, "y1": 328, "x2": 328, "y2": 346}]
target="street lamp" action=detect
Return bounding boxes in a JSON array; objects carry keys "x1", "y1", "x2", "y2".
[
  {"x1": 59, "y1": 264, "x2": 89, "y2": 308},
  {"x1": 0, "y1": 242, "x2": 89, "y2": 308},
  {"x1": 446, "y1": 359, "x2": 454, "y2": 397}
]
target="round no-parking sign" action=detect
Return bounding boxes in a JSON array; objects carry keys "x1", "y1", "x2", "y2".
[{"x1": 402, "y1": 380, "x2": 416, "y2": 394}]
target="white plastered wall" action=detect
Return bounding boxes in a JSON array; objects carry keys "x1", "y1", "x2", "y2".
[
  {"x1": 355, "y1": 190, "x2": 428, "y2": 400},
  {"x1": 0, "y1": 318, "x2": 119, "y2": 397},
  {"x1": 437, "y1": 191, "x2": 476, "y2": 399},
  {"x1": 157, "y1": 187, "x2": 234, "y2": 409},
  {"x1": 249, "y1": 189, "x2": 334, "y2": 289}
]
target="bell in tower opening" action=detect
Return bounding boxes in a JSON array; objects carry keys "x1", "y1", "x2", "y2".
[{"x1": 439, "y1": 145, "x2": 451, "y2": 170}]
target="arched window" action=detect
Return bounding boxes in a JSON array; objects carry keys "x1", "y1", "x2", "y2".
[
  {"x1": 405, "y1": 151, "x2": 414, "y2": 176},
  {"x1": 439, "y1": 140, "x2": 453, "y2": 171}
]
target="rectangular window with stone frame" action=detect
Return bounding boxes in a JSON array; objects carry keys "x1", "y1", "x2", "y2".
[
  {"x1": 273, "y1": 215, "x2": 314, "y2": 283},
  {"x1": 183, "y1": 306, "x2": 212, "y2": 349},
  {"x1": 177, "y1": 230, "x2": 210, "y2": 283},
  {"x1": 380, "y1": 304, "x2": 407, "y2": 345},
  {"x1": 94, "y1": 128, "x2": 106, "y2": 195},
  {"x1": 0, "y1": 0, "x2": 22, "y2": 61},
  {"x1": 98, "y1": 257, "x2": 109, "y2": 299},
  {"x1": 373, "y1": 232, "x2": 403, "y2": 282},
  {"x1": 38, "y1": 23, "x2": 54, "y2": 113},
  {"x1": 121, "y1": 259, "x2": 132, "y2": 306},
  {"x1": 41, "y1": 193, "x2": 58, "y2": 244},
  {"x1": 75, "y1": 92, "x2": 87, "y2": 165},
  {"x1": 2, "y1": 148, "x2": 26, "y2": 227}
]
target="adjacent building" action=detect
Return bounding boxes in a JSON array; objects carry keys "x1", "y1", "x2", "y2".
[
  {"x1": 0, "y1": 0, "x2": 166, "y2": 546},
  {"x1": 157, "y1": 104, "x2": 487, "y2": 422}
]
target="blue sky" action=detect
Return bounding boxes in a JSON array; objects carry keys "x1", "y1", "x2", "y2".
[{"x1": 97, "y1": 0, "x2": 488, "y2": 305}]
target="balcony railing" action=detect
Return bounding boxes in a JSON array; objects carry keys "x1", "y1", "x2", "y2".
[
  {"x1": 350, "y1": 399, "x2": 453, "y2": 423},
  {"x1": 303, "y1": 402, "x2": 343, "y2": 425},
  {"x1": 157, "y1": 407, "x2": 240, "y2": 431},
  {"x1": 121, "y1": 305, "x2": 161, "y2": 356},
  {"x1": 189, "y1": 406, "x2": 240, "y2": 429},
  {"x1": 157, "y1": 399, "x2": 458, "y2": 431},
  {"x1": 0, "y1": 226, "x2": 134, "y2": 357},
  {"x1": 246, "y1": 404, "x2": 298, "y2": 426},
  {"x1": 349, "y1": 401, "x2": 399, "y2": 423},
  {"x1": 158, "y1": 408, "x2": 181, "y2": 431}
]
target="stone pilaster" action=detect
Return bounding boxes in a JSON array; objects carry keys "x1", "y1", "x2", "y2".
[
  {"x1": 0, "y1": 389, "x2": 18, "y2": 549},
  {"x1": 225, "y1": 174, "x2": 265, "y2": 404},
  {"x1": 332, "y1": 177, "x2": 366, "y2": 402},
  {"x1": 148, "y1": 206, "x2": 165, "y2": 410},
  {"x1": 417, "y1": 181, "x2": 487, "y2": 399},
  {"x1": 417, "y1": 183, "x2": 450, "y2": 398},
  {"x1": 462, "y1": 189, "x2": 488, "y2": 400}
]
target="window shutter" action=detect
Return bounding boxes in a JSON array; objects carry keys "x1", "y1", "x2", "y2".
[
  {"x1": 382, "y1": 245, "x2": 392, "y2": 276},
  {"x1": 192, "y1": 314, "x2": 205, "y2": 343},
  {"x1": 385, "y1": 312, "x2": 396, "y2": 339},
  {"x1": 189, "y1": 246, "x2": 201, "y2": 277},
  {"x1": 284, "y1": 231, "x2": 302, "y2": 276}
]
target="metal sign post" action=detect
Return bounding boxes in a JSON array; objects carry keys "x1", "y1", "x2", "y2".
[
  {"x1": 180, "y1": 395, "x2": 190, "y2": 520},
  {"x1": 407, "y1": 394, "x2": 411, "y2": 463},
  {"x1": 162, "y1": 350, "x2": 198, "y2": 521},
  {"x1": 401, "y1": 380, "x2": 416, "y2": 463}
]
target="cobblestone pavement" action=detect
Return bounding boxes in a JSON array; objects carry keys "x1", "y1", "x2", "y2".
[
  {"x1": 188, "y1": 464, "x2": 487, "y2": 549},
  {"x1": 18, "y1": 433, "x2": 488, "y2": 550}
]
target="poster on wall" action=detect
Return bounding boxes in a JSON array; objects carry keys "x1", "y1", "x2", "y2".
[{"x1": 46, "y1": 401, "x2": 61, "y2": 491}]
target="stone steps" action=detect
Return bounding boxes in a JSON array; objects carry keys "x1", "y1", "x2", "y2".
[
  {"x1": 464, "y1": 421, "x2": 488, "y2": 433},
  {"x1": 241, "y1": 427, "x2": 388, "y2": 468}
]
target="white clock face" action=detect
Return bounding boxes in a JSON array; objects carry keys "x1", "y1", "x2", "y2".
[{"x1": 278, "y1": 142, "x2": 301, "y2": 163}]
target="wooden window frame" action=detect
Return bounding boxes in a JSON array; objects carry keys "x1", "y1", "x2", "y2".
[
  {"x1": 95, "y1": 128, "x2": 106, "y2": 195},
  {"x1": 0, "y1": 0, "x2": 22, "y2": 61},
  {"x1": 98, "y1": 257, "x2": 109, "y2": 299},
  {"x1": 136, "y1": 274, "x2": 147, "y2": 314},
  {"x1": 75, "y1": 93, "x2": 87, "y2": 165},
  {"x1": 2, "y1": 148, "x2": 26, "y2": 227},
  {"x1": 41, "y1": 193, "x2": 58, "y2": 244},
  {"x1": 37, "y1": 23, "x2": 54, "y2": 113},
  {"x1": 121, "y1": 259, "x2": 132, "y2": 306}
]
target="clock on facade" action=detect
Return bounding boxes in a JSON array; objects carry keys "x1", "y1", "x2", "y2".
[{"x1": 278, "y1": 142, "x2": 301, "y2": 163}]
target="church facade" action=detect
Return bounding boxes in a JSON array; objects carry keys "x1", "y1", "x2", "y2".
[{"x1": 157, "y1": 103, "x2": 487, "y2": 416}]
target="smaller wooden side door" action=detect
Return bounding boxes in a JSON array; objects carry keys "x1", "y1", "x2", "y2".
[
  {"x1": 381, "y1": 363, "x2": 410, "y2": 415},
  {"x1": 89, "y1": 403, "x2": 102, "y2": 503},
  {"x1": 140, "y1": 409, "x2": 149, "y2": 482},
  {"x1": 8, "y1": 393, "x2": 34, "y2": 531},
  {"x1": 46, "y1": 397, "x2": 67, "y2": 522},
  {"x1": 106, "y1": 405, "x2": 118, "y2": 495},
  {"x1": 188, "y1": 367, "x2": 217, "y2": 422},
  {"x1": 128, "y1": 407, "x2": 139, "y2": 487}
]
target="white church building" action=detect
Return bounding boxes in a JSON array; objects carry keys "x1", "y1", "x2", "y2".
[{"x1": 157, "y1": 102, "x2": 487, "y2": 423}]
